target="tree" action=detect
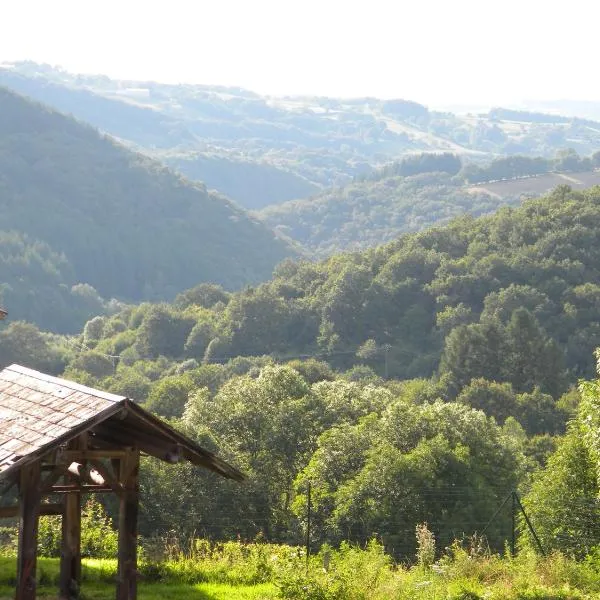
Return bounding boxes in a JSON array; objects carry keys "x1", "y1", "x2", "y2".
[
  {"x1": 294, "y1": 399, "x2": 520, "y2": 555},
  {"x1": 438, "y1": 320, "x2": 508, "y2": 396},
  {"x1": 0, "y1": 321, "x2": 64, "y2": 373},
  {"x1": 515, "y1": 388, "x2": 566, "y2": 435},
  {"x1": 69, "y1": 351, "x2": 114, "y2": 379},
  {"x1": 184, "y1": 320, "x2": 216, "y2": 359},
  {"x1": 505, "y1": 308, "x2": 565, "y2": 396},
  {"x1": 174, "y1": 283, "x2": 230, "y2": 309},
  {"x1": 456, "y1": 378, "x2": 517, "y2": 424},
  {"x1": 522, "y1": 425, "x2": 600, "y2": 557},
  {"x1": 145, "y1": 374, "x2": 195, "y2": 418},
  {"x1": 135, "y1": 305, "x2": 195, "y2": 359}
]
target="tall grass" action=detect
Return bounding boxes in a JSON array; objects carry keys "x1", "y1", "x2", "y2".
[
  {"x1": 0, "y1": 537, "x2": 597, "y2": 599},
  {"x1": 277, "y1": 538, "x2": 600, "y2": 599}
]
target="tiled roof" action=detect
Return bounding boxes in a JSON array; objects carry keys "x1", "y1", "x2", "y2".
[
  {"x1": 0, "y1": 364, "x2": 125, "y2": 474},
  {"x1": 0, "y1": 364, "x2": 245, "y2": 481}
]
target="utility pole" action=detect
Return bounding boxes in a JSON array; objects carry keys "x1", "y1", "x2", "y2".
[
  {"x1": 382, "y1": 344, "x2": 391, "y2": 379},
  {"x1": 511, "y1": 492, "x2": 517, "y2": 557}
]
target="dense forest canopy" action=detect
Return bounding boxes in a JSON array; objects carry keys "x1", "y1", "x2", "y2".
[
  {"x1": 0, "y1": 86, "x2": 297, "y2": 331},
  {"x1": 2, "y1": 183, "x2": 600, "y2": 562},
  {"x1": 31, "y1": 184, "x2": 600, "y2": 394}
]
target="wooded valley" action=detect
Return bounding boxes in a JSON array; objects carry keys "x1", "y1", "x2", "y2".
[{"x1": 1, "y1": 63, "x2": 600, "y2": 599}]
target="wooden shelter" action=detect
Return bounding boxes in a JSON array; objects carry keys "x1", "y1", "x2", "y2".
[
  {"x1": 0, "y1": 307, "x2": 7, "y2": 320},
  {"x1": 0, "y1": 364, "x2": 245, "y2": 600}
]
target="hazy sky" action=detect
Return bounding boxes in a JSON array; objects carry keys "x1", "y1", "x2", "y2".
[{"x1": 1, "y1": 0, "x2": 598, "y2": 106}]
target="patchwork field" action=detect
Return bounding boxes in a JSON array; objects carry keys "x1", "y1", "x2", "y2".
[{"x1": 468, "y1": 169, "x2": 600, "y2": 198}]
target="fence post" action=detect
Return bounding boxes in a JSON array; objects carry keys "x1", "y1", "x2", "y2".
[
  {"x1": 306, "y1": 481, "x2": 312, "y2": 574},
  {"x1": 514, "y1": 492, "x2": 545, "y2": 556}
]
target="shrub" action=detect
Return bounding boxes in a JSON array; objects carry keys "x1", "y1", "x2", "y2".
[{"x1": 38, "y1": 498, "x2": 117, "y2": 558}]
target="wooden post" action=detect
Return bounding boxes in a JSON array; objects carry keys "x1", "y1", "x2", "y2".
[
  {"x1": 117, "y1": 449, "x2": 140, "y2": 600},
  {"x1": 59, "y1": 435, "x2": 85, "y2": 600},
  {"x1": 59, "y1": 490, "x2": 81, "y2": 599},
  {"x1": 16, "y1": 461, "x2": 41, "y2": 600}
]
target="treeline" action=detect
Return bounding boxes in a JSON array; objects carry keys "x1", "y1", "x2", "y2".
[
  {"x1": 366, "y1": 152, "x2": 462, "y2": 180},
  {"x1": 463, "y1": 149, "x2": 600, "y2": 184},
  {"x1": 369, "y1": 149, "x2": 600, "y2": 185},
  {"x1": 260, "y1": 171, "x2": 515, "y2": 255},
  {"x1": 260, "y1": 150, "x2": 600, "y2": 256}
]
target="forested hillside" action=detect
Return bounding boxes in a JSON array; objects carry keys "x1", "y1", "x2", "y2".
[
  {"x1": 36, "y1": 184, "x2": 600, "y2": 392},
  {"x1": 4, "y1": 62, "x2": 600, "y2": 211},
  {"x1": 259, "y1": 151, "x2": 600, "y2": 255},
  {"x1": 0, "y1": 87, "x2": 297, "y2": 331},
  {"x1": 5, "y1": 184, "x2": 600, "y2": 560},
  {"x1": 159, "y1": 152, "x2": 319, "y2": 210}
]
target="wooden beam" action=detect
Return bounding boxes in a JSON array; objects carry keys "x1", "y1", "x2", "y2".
[
  {"x1": 88, "y1": 459, "x2": 124, "y2": 495},
  {"x1": 16, "y1": 461, "x2": 41, "y2": 600},
  {"x1": 66, "y1": 462, "x2": 106, "y2": 486},
  {"x1": 93, "y1": 431, "x2": 178, "y2": 464},
  {"x1": 46, "y1": 485, "x2": 115, "y2": 494},
  {"x1": 117, "y1": 449, "x2": 140, "y2": 600},
  {"x1": 59, "y1": 449, "x2": 128, "y2": 461},
  {"x1": 0, "y1": 504, "x2": 62, "y2": 519}
]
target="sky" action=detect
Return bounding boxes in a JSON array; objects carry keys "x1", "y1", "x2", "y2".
[{"x1": 1, "y1": 0, "x2": 598, "y2": 107}]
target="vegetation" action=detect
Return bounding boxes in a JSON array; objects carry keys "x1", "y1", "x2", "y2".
[
  {"x1": 59, "y1": 185, "x2": 600, "y2": 388},
  {"x1": 0, "y1": 536, "x2": 599, "y2": 599},
  {"x1": 259, "y1": 151, "x2": 600, "y2": 255},
  {"x1": 259, "y1": 169, "x2": 515, "y2": 255},
  {"x1": 0, "y1": 86, "x2": 296, "y2": 331},
  {"x1": 0, "y1": 184, "x2": 589, "y2": 566},
  {"x1": 160, "y1": 152, "x2": 320, "y2": 210}
]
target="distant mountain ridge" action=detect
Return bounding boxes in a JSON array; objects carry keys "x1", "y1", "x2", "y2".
[
  {"x1": 0, "y1": 86, "x2": 297, "y2": 331},
  {"x1": 3, "y1": 62, "x2": 600, "y2": 210}
]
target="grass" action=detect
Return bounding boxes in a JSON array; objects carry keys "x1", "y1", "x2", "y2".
[
  {"x1": 0, "y1": 555, "x2": 278, "y2": 599},
  {"x1": 0, "y1": 583, "x2": 277, "y2": 600},
  {"x1": 0, "y1": 538, "x2": 599, "y2": 599}
]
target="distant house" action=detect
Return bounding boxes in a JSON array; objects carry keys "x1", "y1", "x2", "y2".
[{"x1": 0, "y1": 307, "x2": 6, "y2": 320}]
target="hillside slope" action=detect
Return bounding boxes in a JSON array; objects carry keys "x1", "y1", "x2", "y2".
[
  {"x1": 4, "y1": 63, "x2": 600, "y2": 211},
  {"x1": 70, "y1": 185, "x2": 600, "y2": 393},
  {"x1": 258, "y1": 172, "x2": 512, "y2": 256},
  {"x1": 159, "y1": 152, "x2": 320, "y2": 209},
  {"x1": 259, "y1": 153, "x2": 600, "y2": 256},
  {"x1": 0, "y1": 87, "x2": 297, "y2": 330}
]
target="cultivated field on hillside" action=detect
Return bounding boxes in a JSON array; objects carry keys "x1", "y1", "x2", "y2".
[{"x1": 467, "y1": 169, "x2": 600, "y2": 198}]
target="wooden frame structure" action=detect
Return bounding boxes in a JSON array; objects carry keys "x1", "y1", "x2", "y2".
[{"x1": 0, "y1": 364, "x2": 245, "y2": 599}]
